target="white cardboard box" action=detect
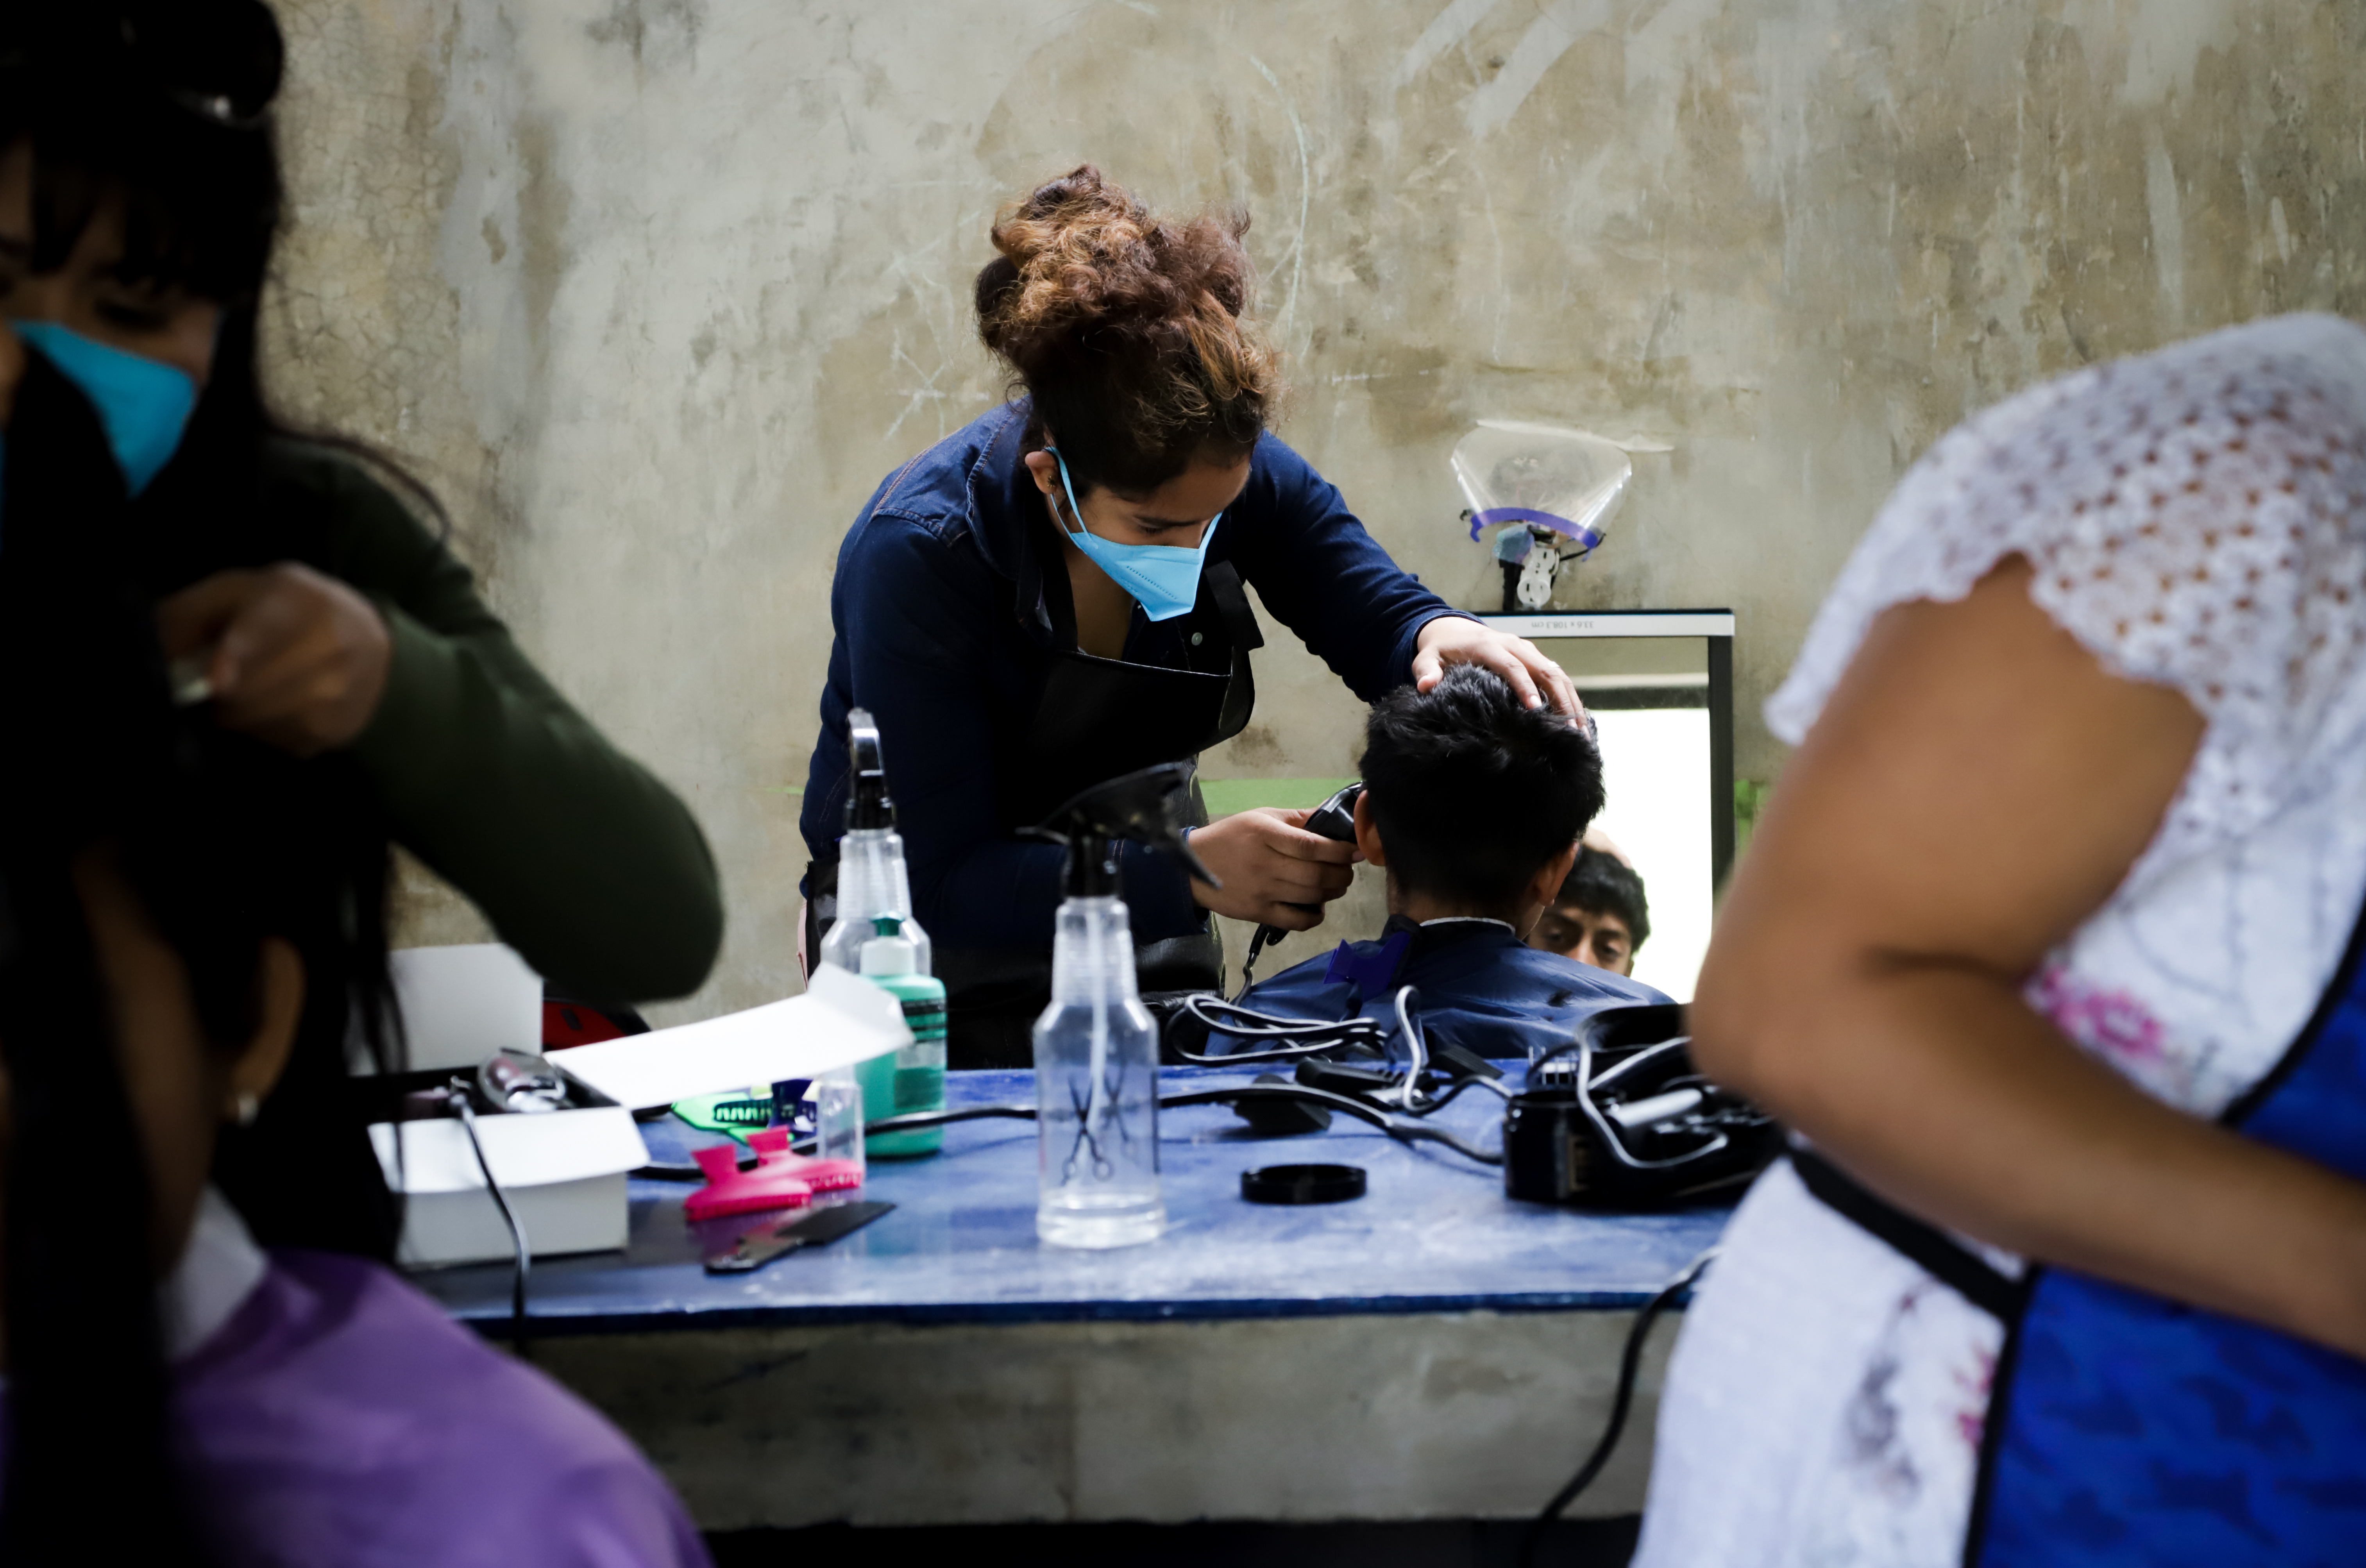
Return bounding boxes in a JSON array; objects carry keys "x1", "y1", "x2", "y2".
[
  {"x1": 371, "y1": 1107, "x2": 649, "y2": 1269},
  {"x1": 371, "y1": 958, "x2": 913, "y2": 1268}
]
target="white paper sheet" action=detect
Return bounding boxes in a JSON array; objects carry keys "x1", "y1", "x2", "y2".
[{"x1": 550, "y1": 965, "x2": 912, "y2": 1111}]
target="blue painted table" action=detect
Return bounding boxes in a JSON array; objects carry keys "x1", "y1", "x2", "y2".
[{"x1": 417, "y1": 1066, "x2": 1735, "y2": 1529}]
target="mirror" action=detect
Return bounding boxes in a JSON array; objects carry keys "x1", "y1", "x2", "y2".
[
  {"x1": 1199, "y1": 610, "x2": 1734, "y2": 1004},
  {"x1": 1480, "y1": 612, "x2": 1735, "y2": 1003}
]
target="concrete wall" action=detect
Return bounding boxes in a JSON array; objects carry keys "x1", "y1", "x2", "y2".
[{"x1": 266, "y1": 0, "x2": 2366, "y2": 1018}]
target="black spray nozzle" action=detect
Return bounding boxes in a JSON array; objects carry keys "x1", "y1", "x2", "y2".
[
  {"x1": 844, "y1": 707, "x2": 895, "y2": 830},
  {"x1": 1028, "y1": 762, "x2": 1218, "y2": 899}
]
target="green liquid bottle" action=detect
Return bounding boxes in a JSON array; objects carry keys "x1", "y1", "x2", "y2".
[{"x1": 857, "y1": 915, "x2": 947, "y2": 1157}]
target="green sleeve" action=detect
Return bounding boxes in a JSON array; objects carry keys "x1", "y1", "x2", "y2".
[{"x1": 288, "y1": 448, "x2": 724, "y2": 1001}]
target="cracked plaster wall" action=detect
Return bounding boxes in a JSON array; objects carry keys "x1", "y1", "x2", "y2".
[{"x1": 265, "y1": 0, "x2": 2366, "y2": 1019}]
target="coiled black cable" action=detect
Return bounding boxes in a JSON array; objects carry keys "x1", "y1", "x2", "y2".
[{"x1": 1167, "y1": 992, "x2": 1398, "y2": 1067}]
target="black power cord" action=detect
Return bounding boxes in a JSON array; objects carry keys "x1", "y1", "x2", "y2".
[
  {"x1": 631, "y1": 1102, "x2": 1045, "y2": 1183},
  {"x1": 1385, "y1": 1070, "x2": 1511, "y2": 1117},
  {"x1": 446, "y1": 1080, "x2": 531, "y2": 1355},
  {"x1": 1517, "y1": 1248, "x2": 1716, "y2": 1567},
  {"x1": 633, "y1": 1080, "x2": 1509, "y2": 1180},
  {"x1": 1160, "y1": 1083, "x2": 1503, "y2": 1166}
]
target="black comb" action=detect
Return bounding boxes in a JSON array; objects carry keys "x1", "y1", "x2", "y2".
[{"x1": 704, "y1": 1201, "x2": 895, "y2": 1274}]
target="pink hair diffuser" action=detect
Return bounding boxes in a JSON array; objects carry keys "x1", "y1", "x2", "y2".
[{"x1": 683, "y1": 1126, "x2": 862, "y2": 1223}]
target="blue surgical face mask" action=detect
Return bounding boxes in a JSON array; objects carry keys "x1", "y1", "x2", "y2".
[
  {"x1": 1046, "y1": 446, "x2": 1221, "y2": 624},
  {"x1": 11, "y1": 320, "x2": 200, "y2": 496}
]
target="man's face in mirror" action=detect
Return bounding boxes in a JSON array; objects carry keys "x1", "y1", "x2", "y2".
[{"x1": 1531, "y1": 903, "x2": 1636, "y2": 976}]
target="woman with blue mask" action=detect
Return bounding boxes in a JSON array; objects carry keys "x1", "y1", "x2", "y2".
[
  {"x1": 802, "y1": 166, "x2": 1583, "y2": 1066},
  {"x1": 0, "y1": 2, "x2": 723, "y2": 1246}
]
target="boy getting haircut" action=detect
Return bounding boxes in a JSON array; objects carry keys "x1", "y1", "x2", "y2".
[
  {"x1": 1217, "y1": 667, "x2": 1665, "y2": 1060},
  {"x1": 1359, "y1": 664, "x2": 1608, "y2": 908},
  {"x1": 1533, "y1": 847, "x2": 1651, "y2": 977}
]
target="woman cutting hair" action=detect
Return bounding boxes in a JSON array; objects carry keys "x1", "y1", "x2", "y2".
[
  {"x1": 801, "y1": 166, "x2": 1577, "y2": 1062},
  {"x1": 1636, "y1": 315, "x2": 2366, "y2": 1567},
  {"x1": 0, "y1": 2, "x2": 722, "y2": 1247}
]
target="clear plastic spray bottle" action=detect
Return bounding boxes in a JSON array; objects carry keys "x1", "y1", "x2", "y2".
[
  {"x1": 818, "y1": 708, "x2": 930, "y2": 976},
  {"x1": 815, "y1": 708, "x2": 933, "y2": 1172},
  {"x1": 1030, "y1": 763, "x2": 1213, "y2": 1250}
]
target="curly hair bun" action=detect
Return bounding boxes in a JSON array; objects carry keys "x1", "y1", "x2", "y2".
[{"x1": 976, "y1": 165, "x2": 1279, "y2": 497}]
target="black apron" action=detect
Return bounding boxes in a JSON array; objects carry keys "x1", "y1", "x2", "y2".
[
  {"x1": 810, "y1": 557, "x2": 1263, "y2": 1069},
  {"x1": 995, "y1": 556, "x2": 1261, "y2": 826}
]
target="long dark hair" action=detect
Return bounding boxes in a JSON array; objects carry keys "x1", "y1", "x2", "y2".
[
  {"x1": 2, "y1": 0, "x2": 413, "y2": 1242},
  {"x1": 2, "y1": 2, "x2": 450, "y2": 551},
  {"x1": 0, "y1": 4, "x2": 411, "y2": 1557}
]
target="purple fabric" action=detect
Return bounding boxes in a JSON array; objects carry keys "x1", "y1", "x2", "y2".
[{"x1": 11, "y1": 1251, "x2": 713, "y2": 1567}]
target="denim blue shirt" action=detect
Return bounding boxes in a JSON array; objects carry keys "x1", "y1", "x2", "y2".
[{"x1": 800, "y1": 401, "x2": 1463, "y2": 950}]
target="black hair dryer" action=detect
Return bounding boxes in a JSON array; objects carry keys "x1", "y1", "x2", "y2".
[
  {"x1": 1234, "y1": 781, "x2": 1362, "y2": 996},
  {"x1": 1032, "y1": 762, "x2": 1218, "y2": 896}
]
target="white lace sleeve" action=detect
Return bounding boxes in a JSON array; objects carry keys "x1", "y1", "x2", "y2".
[{"x1": 1768, "y1": 314, "x2": 2366, "y2": 878}]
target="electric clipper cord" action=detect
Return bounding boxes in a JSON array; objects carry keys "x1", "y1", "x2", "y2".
[{"x1": 442, "y1": 1079, "x2": 533, "y2": 1352}]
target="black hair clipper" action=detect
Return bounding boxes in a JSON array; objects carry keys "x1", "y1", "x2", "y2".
[
  {"x1": 1234, "y1": 782, "x2": 1363, "y2": 996},
  {"x1": 476, "y1": 1050, "x2": 570, "y2": 1114}
]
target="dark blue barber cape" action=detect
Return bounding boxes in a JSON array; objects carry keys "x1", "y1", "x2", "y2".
[
  {"x1": 800, "y1": 401, "x2": 1459, "y2": 949},
  {"x1": 1221, "y1": 914, "x2": 1670, "y2": 1061}
]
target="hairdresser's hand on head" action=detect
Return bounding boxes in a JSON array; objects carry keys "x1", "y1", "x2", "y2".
[
  {"x1": 1187, "y1": 806, "x2": 1361, "y2": 929},
  {"x1": 1581, "y1": 826, "x2": 1634, "y2": 866},
  {"x1": 1412, "y1": 617, "x2": 1584, "y2": 721},
  {"x1": 157, "y1": 566, "x2": 392, "y2": 757}
]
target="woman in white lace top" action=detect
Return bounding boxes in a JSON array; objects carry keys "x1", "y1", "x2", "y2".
[{"x1": 1634, "y1": 314, "x2": 2366, "y2": 1568}]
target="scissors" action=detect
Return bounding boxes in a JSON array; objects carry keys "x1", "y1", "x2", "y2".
[{"x1": 1061, "y1": 1076, "x2": 1118, "y2": 1182}]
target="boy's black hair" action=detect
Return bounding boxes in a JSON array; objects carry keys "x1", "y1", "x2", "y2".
[
  {"x1": 1358, "y1": 665, "x2": 1605, "y2": 908},
  {"x1": 1555, "y1": 847, "x2": 1651, "y2": 952}
]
